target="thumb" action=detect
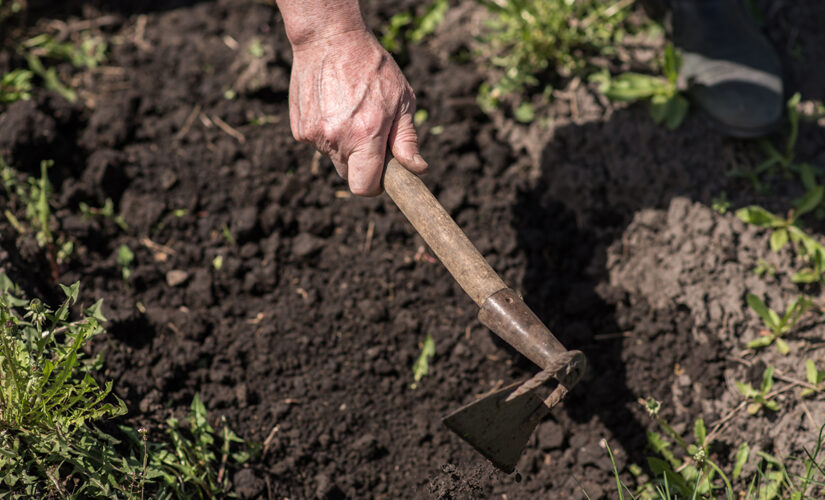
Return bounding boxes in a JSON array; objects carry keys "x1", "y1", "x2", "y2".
[
  {"x1": 389, "y1": 110, "x2": 428, "y2": 174},
  {"x1": 347, "y1": 137, "x2": 389, "y2": 197}
]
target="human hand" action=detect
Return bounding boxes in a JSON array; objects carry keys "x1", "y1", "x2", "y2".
[{"x1": 288, "y1": 29, "x2": 427, "y2": 196}]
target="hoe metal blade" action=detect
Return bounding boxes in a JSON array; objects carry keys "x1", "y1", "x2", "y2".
[{"x1": 443, "y1": 381, "x2": 549, "y2": 474}]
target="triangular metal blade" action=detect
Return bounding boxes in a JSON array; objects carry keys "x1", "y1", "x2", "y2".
[{"x1": 443, "y1": 381, "x2": 546, "y2": 474}]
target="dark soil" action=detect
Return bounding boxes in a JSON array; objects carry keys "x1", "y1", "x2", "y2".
[{"x1": 2, "y1": 0, "x2": 825, "y2": 498}]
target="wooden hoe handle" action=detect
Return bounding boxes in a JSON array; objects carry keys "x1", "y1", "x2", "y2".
[
  {"x1": 383, "y1": 158, "x2": 586, "y2": 387},
  {"x1": 383, "y1": 158, "x2": 506, "y2": 306}
]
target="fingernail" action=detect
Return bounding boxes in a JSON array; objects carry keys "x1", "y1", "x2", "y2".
[{"x1": 413, "y1": 153, "x2": 428, "y2": 170}]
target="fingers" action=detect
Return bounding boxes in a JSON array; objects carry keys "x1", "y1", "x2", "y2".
[{"x1": 389, "y1": 106, "x2": 428, "y2": 175}]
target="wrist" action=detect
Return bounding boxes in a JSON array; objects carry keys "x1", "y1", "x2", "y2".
[{"x1": 279, "y1": 1, "x2": 367, "y2": 49}]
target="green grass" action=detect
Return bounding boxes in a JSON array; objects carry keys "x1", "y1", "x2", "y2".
[{"x1": 607, "y1": 399, "x2": 825, "y2": 499}]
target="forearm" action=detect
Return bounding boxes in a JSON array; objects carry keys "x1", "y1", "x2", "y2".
[{"x1": 276, "y1": 0, "x2": 367, "y2": 48}]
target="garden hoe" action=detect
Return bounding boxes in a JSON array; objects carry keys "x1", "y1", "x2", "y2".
[{"x1": 383, "y1": 158, "x2": 587, "y2": 473}]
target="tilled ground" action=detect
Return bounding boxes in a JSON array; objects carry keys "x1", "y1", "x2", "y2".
[{"x1": 1, "y1": 0, "x2": 825, "y2": 498}]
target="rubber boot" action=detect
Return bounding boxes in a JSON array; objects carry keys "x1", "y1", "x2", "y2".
[{"x1": 646, "y1": 0, "x2": 784, "y2": 137}]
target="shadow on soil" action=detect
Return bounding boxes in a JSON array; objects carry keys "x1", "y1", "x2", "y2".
[{"x1": 513, "y1": 104, "x2": 739, "y2": 475}]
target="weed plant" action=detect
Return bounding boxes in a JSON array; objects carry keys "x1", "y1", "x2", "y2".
[
  {"x1": 745, "y1": 294, "x2": 812, "y2": 354},
  {"x1": 476, "y1": 0, "x2": 634, "y2": 114},
  {"x1": 0, "y1": 69, "x2": 32, "y2": 104},
  {"x1": 380, "y1": 0, "x2": 448, "y2": 56},
  {"x1": 608, "y1": 398, "x2": 825, "y2": 499},
  {"x1": 737, "y1": 201, "x2": 825, "y2": 285},
  {"x1": 592, "y1": 43, "x2": 688, "y2": 130},
  {"x1": 2, "y1": 158, "x2": 73, "y2": 281},
  {"x1": 0, "y1": 276, "x2": 249, "y2": 497}
]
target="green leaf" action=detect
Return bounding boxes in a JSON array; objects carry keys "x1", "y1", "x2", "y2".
[
  {"x1": 662, "y1": 43, "x2": 681, "y2": 85},
  {"x1": 794, "y1": 185, "x2": 825, "y2": 218},
  {"x1": 770, "y1": 228, "x2": 789, "y2": 252},
  {"x1": 647, "y1": 457, "x2": 692, "y2": 497},
  {"x1": 800, "y1": 163, "x2": 818, "y2": 190},
  {"x1": 791, "y1": 268, "x2": 820, "y2": 283},
  {"x1": 763, "y1": 400, "x2": 780, "y2": 411},
  {"x1": 736, "y1": 381, "x2": 758, "y2": 399},
  {"x1": 801, "y1": 388, "x2": 815, "y2": 398},
  {"x1": 59, "y1": 282, "x2": 80, "y2": 304},
  {"x1": 84, "y1": 299, "x2": 106, "y2": 323},
  {"x1": 693, "y1": 418, "x2": 706, "y2": 446},
  {"x1": 775, "y1": 338, "x2": 789, "y2": 355},
  {"x1": 514, "y1": 101, "x2": 535, "y2": 123},
  {"x1": 746, "y1": 293, "x2": 779, "y2": 331},
  {"x1": 733, "y1": 442, "x2": 749, "y2": 479},
  {"x1": 116, "y1": 244, "x2": 134, "y2": 267},
  {"x1": 412, "y1": 334, "x2": 436, "y2": 385},
  {"x1": 747, "y1": 402, "x2": 761, "y2": 415},
  {"x1": 651, "y1": 94, "x2": 688, "y2": 130},
  {"x1": 806, "y1": 359, "x2": 818, "y2": 385},
  {"x1": 601, "y1": 72, "x2": 668, "y2": 101},
  {"x1": 408, "y1": 0, "x2": 448, "y2": 43},
  {"x1": 761, "y1": 366, "x2": 775, "y2": 394},
  {"x1": 736, "y1": 206, "x2": 784, "y2": 227}
]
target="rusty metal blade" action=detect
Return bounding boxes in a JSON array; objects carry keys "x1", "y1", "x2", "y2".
[{"x1": 442, "y1": 381, "x2": 548, "y2": 474}]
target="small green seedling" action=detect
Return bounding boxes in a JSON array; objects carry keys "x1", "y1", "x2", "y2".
[
  {"x1": 411, "y1": 333, "x2": 435, "y2": 389},
  {"x1": 380, "y1": 12, "x2": 413, "y2": 53},
  {"x1": 736, "y1": 365, "x2": 780, "y2": 415},
  {"x1": 746, "y1": 293, "x2": 811, "y2": 354},
  {"x1": 639, "y1": 398, "x2": 735, "y2": 498},
  {"x1": 380, "y1": 0, "x2": 447, "y2": 54},
  {"x1": 414, "y1": 109, "x2": 429, "y2": 126},
  {"x1": 221, "y1": 223, "x2": 236, "y2": 245},
  {"x1": 592, "y1": 44, "x2": 689, "y2": 130},
  {"x1": 21, "y1": 32, "x2": 107, "y2": 69},
  {"x1": 2, "y1": 158, "x2": 74, "y2": 279},
  {"x1": 79, "y1": 197, "x2": 129, "y2": 231},
  {"x1": 736, "y1": 187, "x2": 823, "y2": 253},
  {"x1": 711, "y1": 191, "x2": 730, "y2": 214},
  {"x1": 736, "y1": 203, "x2": 825, "y2": 284},
  {"x1": 753, "y1": 259, "x2": 776, "y2": 277},
  {"x1": 0, "y1": 69, "x2": 34, "y2": 104},
  {"x1": 801, "y1": 359, "x2": 825, "y2": 398},
  {"x1": 117, "y1": 244, "x2": 135, "y2": 281}
]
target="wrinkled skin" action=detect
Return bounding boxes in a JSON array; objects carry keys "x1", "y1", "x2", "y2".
[{"x1": 288, "y1": 29, "x2": 427, "y2": 196}]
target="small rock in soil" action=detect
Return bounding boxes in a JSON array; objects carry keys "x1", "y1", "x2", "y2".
[
  {"x1": 186, "y1": 268, "x2": 213, "y2": 307},
  {"x1": 233, "y1": 468, "x2": 265, "y2": 499},
  {"x1": 536, "y1": 420, "x2": 564, "y2": 450},
  {"x1": 357, "y1": 299, "x2": 387, "y2": 322},
  {"x1": 166, "y1": 269, "x2": 189, "y2": 287},
  {"x1": 231, "y1": 206, "x2": 259, "y2": 241},
  {"x1": 352, "y1": 433, "x2": 383, "y2": 460},
  {"x1": 240, "y1": 242, "x2": 259, "y2": 259},
  {"x1": 314, "y1": 472, "x2": 345, "y2": 500},
  {"x1": 121, "y1": 192, "x2": 166, "y2": 233},
  {"x1": 160, "y1": 170, "x2": 178, "y2": 190},
  {"x1": 292, "y1": 232, "x2": 325, "y2": 258},
  {"x1": 83, "y1": 149, "x2": 129, "y2": 202},
  {"x1": 579, "y1": 478, "x2": 607, "y2": 500},
  {"x1": 234, "y1": 383, "x2": 248, "y2": 407}
]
